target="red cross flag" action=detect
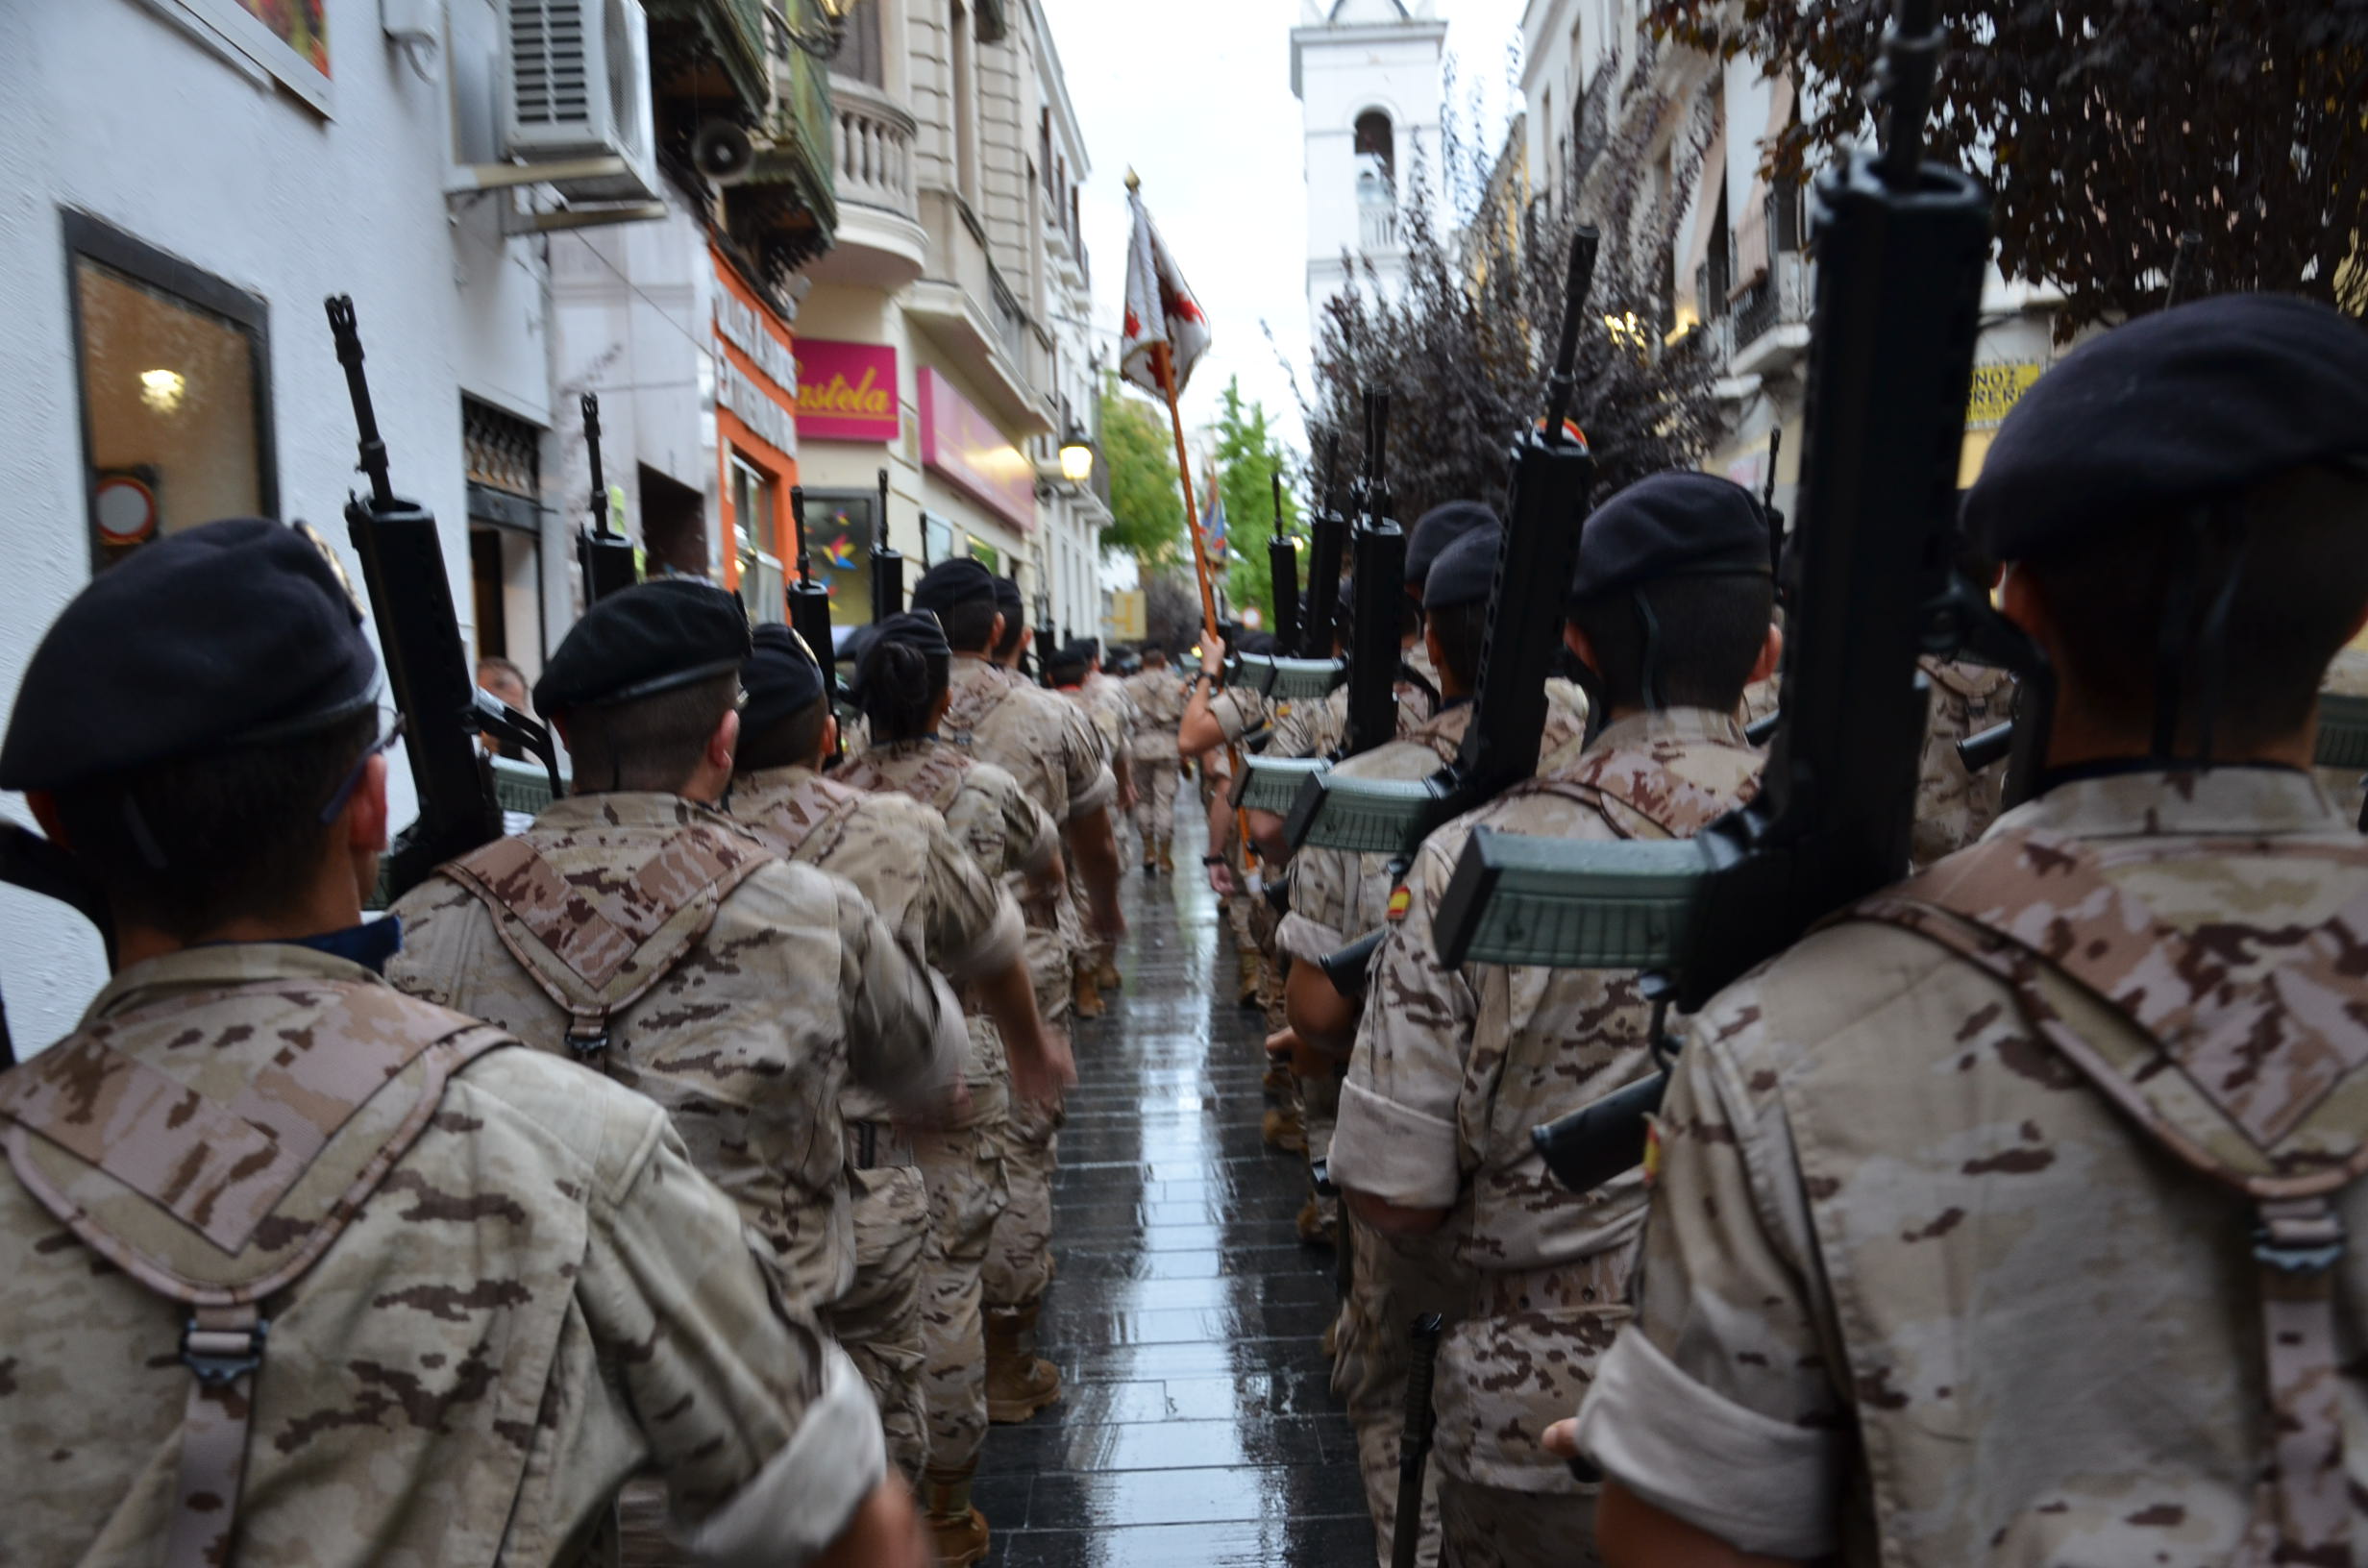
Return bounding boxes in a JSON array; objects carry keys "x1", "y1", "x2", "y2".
[{"x1": 1120, "y1": 182, "x2": 1211, "y2": 398}]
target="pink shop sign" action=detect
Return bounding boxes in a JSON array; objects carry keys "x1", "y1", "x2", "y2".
[
  {"x1": 919, "y1": 368, "x2": 1035, "y2": 531},
  {"x1": 796, "y1": 340, "x2": 900, "y2": 442}
]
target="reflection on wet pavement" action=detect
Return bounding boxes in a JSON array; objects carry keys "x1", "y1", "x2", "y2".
[{"x1": 979, "y1": 819, "x2": 1367, "y2": 1566}]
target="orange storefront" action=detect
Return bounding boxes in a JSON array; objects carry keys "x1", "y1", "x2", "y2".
[{"x1": 710, "y1": 245, "x2": 801, "y2": 624}]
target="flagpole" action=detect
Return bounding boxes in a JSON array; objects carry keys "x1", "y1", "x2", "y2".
[{"x1": 1157, "y1": 341, "x2": 1221, "y2": 645}]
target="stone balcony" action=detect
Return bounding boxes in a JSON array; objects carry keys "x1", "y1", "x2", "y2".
[{"x1": 803, "y1": 75, "x2": 926, "y2": 289}]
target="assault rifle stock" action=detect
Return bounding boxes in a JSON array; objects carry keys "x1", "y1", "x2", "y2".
[
  {"x1": 577, "y1": 392, "x2": 638, "y2": 603},
  {"x1": 871, "y1": 467, "x2": 902, "y2": 620},
  {"x1": 1289, "y1": 230, "x2": 1603, "y2": 863},
  {"x1": 1430, "y1": 0, "x2": 2023, "y2": 1190},
  {"x1": 328, "y1": 295, "x2": 559, "y2": 901}
]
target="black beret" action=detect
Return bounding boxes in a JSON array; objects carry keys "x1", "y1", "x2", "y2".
[
  {"x1": 1406, "y1": 502, "x2": 1501, "y2": 586},
  {"x1": 741, "y1": 623, "x2": 827, "y2": 735},
  {"x1": 872, "y1": 610, "x2": 952, "y2": 660},
  {"x1": 1567, "y1": 473, "x2": 1771, "y2": 609},
  {"x1": 1075, "y1": 637, "x2": 1102, "y2": 663},
  {"x1": 0, "y1": 518, "x2": 379, "y2": 790},
  {"x1": 994, "y1": 572, "x2": 1024, "y2": 618},
  {"x1": 534, "y1": 577, "x2": 750, "y2": 716},
  {"x1": 1965, "y1": 294, "x2": 2368, "y2": 561},
  {"x1": 1424, "y1": 525, "x2": 1503, "y2": 610},
  {"x1": 910, "y1": 557, "x2": 999, "y2": 614}
]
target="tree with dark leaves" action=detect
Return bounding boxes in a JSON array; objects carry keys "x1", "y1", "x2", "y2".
[
  {"x1": 1304, "y1": 35, "x2": 1723, "y2": 523},
  {"x1": 1650, "y1": 0, "x2": 2368, "y2": 335}
]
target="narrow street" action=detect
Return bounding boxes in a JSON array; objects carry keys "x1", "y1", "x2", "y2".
[{"x1": 978, "y1": 818, "x2": 1370, "y2": 1566}]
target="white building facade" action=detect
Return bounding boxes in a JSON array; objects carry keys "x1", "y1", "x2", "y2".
[{"x1": 1292, "y1": 0, "x2": 1447, "y2": 333}]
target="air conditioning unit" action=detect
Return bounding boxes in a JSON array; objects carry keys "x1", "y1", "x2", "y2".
[{"x1": 500, "y1": 0, "x2": 660, "y2": 204}]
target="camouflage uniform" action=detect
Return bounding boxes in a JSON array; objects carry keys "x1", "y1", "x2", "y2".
[
  {"x1": 1575, "y1": 768, "x2": 2368, "y2": 1566},
  {"x1": 0, "y1": 943, "x2": 885, "y2": 1568},
  {"x1": 1122, "y1": 666, "x2": 1187, "y2": 856},
  {"x1": 385, "y1": 793, "x2": 963, "y2": 1313},
  {"x1": 1058, "y1": 678, "x2": 1128, "y2": 989},
  {"x1": 1197, "y1": 684, "x2": 1290, "y2": 1021},
  {"x1": 1265, "y1": 647, "x2": 1448, "y2": 764},
  {"x1": 733, "y1": 765, "x2": 1027, "y2": 1486},
  {"x1": 940, "y1": 656, "x2": 1113, "y2": 1317},
  {"x1": 835, "y1": 739, "x2": 1054, "y2": 1480},
  {"x1": 1330, "y1": 709, "x2": 1762, "y2": 1568},
  {"x1": 1910, "y1": 654, "x2": 2013, "y2": 870}
]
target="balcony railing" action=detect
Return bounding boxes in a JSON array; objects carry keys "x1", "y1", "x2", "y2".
[
  {"x1": 1359, "y1": 204, "x2": 1401, "y2": 255},
  {"x1": 646, "y1": 0, "x2": 771, "y2": 117},
  {"x1": 1734, "y1": 252, "x2": 1808, "y2": 355},
  {"x1": 831, "y1": 77, "x2": 916, "y2": 219}
]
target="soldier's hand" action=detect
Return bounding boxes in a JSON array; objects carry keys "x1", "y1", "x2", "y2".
[
  {"x1": 1206, "y1": 858, "x2": 1238, "y2": 896},
  {"x1": 1010, "y1": 1022, "x2": 1076, "y2": 1109},
  {"x1": 1542, "y1": 1418, "x2": 1580, "y2": 1458}
]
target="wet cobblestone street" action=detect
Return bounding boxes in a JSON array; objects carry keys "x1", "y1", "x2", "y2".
[{"x1": 978, "y1": 820, "x2": 1370, "y2": 1566}]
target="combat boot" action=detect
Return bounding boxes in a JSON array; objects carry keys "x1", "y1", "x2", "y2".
[
  {"x1": 984, "y1": 1304, "x2": 1063, "y2": 1423},
  {"x1": 923, "y1": 1464, "x2": 990, "y2": 1566},
  {"x1": 1295, "y1": 1192, "x2": 1336, "y2": 1247},
  {"x1": 1096, "y1": 952, "x2": 1122, "y2": 992},
  {"x1": 1073, "y1": 967, "x2": 1105, "y2": 1019},
  {"x1": 1263, "y1": 1103, "x2": 1307, "y2": 1155}
]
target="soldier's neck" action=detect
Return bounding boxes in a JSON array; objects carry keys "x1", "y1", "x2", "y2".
[
  {"x1": 113, "y1": 859, "x2": 371, "y2": 971},
  {"x1": 2044, "y1": 690, "x2": 2316, "y2": 772}
]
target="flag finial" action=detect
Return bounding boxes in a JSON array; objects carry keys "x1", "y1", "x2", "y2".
[{"x1": 1124, "y1": 167, "x2": 1142, "y2": 193}]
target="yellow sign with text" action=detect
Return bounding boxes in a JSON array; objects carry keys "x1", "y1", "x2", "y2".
[
  {"x1": 1964, "y1": 361, "x2": 2044, "y2": 430},
  {"x1": 1107, "y1": 590, "x2": 1147, "y2": 641}
]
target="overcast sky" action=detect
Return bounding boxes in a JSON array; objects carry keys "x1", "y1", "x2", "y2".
[{"x1": 1038, "y1": 0, "x2": 1528, "y2": 462}]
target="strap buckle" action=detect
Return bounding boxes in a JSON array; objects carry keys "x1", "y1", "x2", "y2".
[
  {"x1": 566, "y1": 1020, "x2": 610, "y2": 1060},
  {"x1": 181, "y1": 1314, "x2": 268, "y2": 1387},
  {"x1": 2255, "y1": 1210, "x2": 2346, "y2": 1275}
]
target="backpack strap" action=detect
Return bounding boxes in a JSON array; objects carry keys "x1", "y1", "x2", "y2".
[
  {"x1": 1853, "y1": 827, "x2": 2368, "y2": 1565},
  {"x1": 743, "y1": 773, "x2": 870, "y2": 867},
  {"x1": 1, "y1": 982, "x2": 510, "y2": 1568},
  {"x1": 443, "y1": 821, "x2": 775, "y2": 1065}
]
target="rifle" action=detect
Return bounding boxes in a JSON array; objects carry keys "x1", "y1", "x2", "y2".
[
  {"x1": 788, "y1": 485, "x2": 836, "y2": 701},
  {"x1": 576, "y1": 392, "x2": 638, "y2": 603},
  {"x1": 1228, "y1": 433, "x2": 1350, "y2": 707},
  {"x1": 1341, "y1": 389, "x2": 1404, "y2": 761},
  {"x1": 1034, "y1": 588, "x2": 1056, "y2": 688},
  {"x1": 1270, "y1": 471, "x2": 1300, "y2": 654},
  {"x1": 1287, "y1": 229, "x2": 1603, "y2": 861},
  {"x1": 1392, "y1": 1313, "x2": 1446, "y2": 1568},
  {"x1": 327, "y1": 295, "x2": 560, "y2": 901},
  {"x1": 1762, "y1": 424, "x2": 1786, "y2": 581},
  {"x1": 871, "y1": 466, "x2": 903, "y2": 619},
  {"x1": 1431, "y1": 0, "x2": 2018, "y2": 1190}
]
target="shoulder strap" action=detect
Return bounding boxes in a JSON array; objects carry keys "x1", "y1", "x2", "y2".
[
  {"x1": 2, "y1": 983, "x2": 509, "y2": 1568},
  {"x1": 1854, "y1": 827, "x2": 2368, "y2": 1566},
  {"x1": 743, "y1": 774, "x2": 870, "y2": 867},
  {"x1": 444, "y1": 821, "x2": 775, "y2": 1063}
]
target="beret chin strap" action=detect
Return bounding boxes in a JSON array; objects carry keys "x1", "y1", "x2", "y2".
[{"x1": 1634, "y1": 589, "x2": 1666, "y2": 713}]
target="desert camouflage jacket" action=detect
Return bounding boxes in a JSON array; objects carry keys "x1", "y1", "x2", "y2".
[
  {"x1": 1330, "y1": 707, "x2": 1762, "y2": 1491},
  {"x1": 386, "y1": 792, "x2": 957, "y2": 1308},
  {"x1": 1910, "y1": 654, "x2": 2014, "y2": 870},
  {"x1": 944, "y1": 656, "x2": 1115, "y2": 829},
  {"x1": 0, "y1": 942, "x2": 882, "y2": 1568},
  {"x1": 1082, "y1": 672, "x2": 1136, "y2": 763},
  {"x1": 1122, "y1": 669, "x2": 1187, "y2": 760},
  {"x1": 1576, "y1": 767, "x2": 2368, "y2": 1564}
]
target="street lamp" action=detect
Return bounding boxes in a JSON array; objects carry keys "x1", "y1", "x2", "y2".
[
  {"x1": 771, "y1": 0, "x2": 869, "y2": 61},
  {"x1": 1057, "y1": 426, "x2": 1096, "y2": 485}
]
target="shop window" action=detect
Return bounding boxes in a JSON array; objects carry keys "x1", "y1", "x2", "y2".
[
  {"x1": 923, "y1": 510, "x2": 955, "y2": 566},
  {"x1": 732, "y1": 454, "x2": 785, "y2": 625},
  {"x1": 640, "y1": 463, "x2": 709, "y2": 577},
  {"x1": 66, "y1": 213, "x2": 274, "y2": 572},
  {"x1": 464, "y1": 396, "x2": 546, "y2": 666}
]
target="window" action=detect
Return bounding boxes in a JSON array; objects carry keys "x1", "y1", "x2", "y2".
[
  {"x1": 1707, "y1": 180, "x2": 1733, "y2": 309},
  {"x1": 951, "y1": 1, "x2": 979, "y2": 206},
  {"x1": 732, "y1": 454, "x2": 785, "y2": 624},
  {"x1": 923, "y1": 510, "x2": 955, "y2": 565},
  {"x1": 463, "y1": 396, "x2": 546, "y2": 665},
  {"x1": 66, "y1": 213, "x2": 275, "y2": 572},
  {"x1": 832, "y1": 0, "x2": 885, "y2": 86},
  {"x1": 966, "y1": 535, "x2": 1001, "y2": 574},
  {"x1": 1354, "y1": 110, "x2": 1394, "y2": 206}
]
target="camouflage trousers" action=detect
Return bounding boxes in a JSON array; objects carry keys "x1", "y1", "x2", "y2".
[
  {"x1": 1436, "y1": 1476, "x2": 1600, "y2": 1568},
  {"x1": 1026, "y1": 919, "x2": 1073, "y2": 1029},
  {"x1": 1335, "y1": 1213, "x2": 1467, "y2": 1568},
  {"x1": 912, "y1": 1123, "x2": 1011, "y2": 1473},
  {"x1": 983, "y1": 1093, "x2": 1062, "y2": 1310},
  {"x1": 1130, "y1": 755, "x2": 1178, "y2": 849},
  {"x1": 826, "y1": 1163, "x2": 932, "y2": 1486}
]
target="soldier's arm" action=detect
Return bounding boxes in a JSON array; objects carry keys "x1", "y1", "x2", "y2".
[
  {"x1": 919, "y1": 818, "x2": 1073, "y2": 1104},
  {"x1": 1328, "y1": 837, "x2": 1470, "y2": 1235},
  {"x1": 1573, "y1": 991, "x2": 1846, "y2": 1563},
  {"x1": 1057, "y1": 706, "x2": 1125, "y2": 940},
  {"x1": 837, "y1": 879, "x2": 968, "y2": 1118},
  {"x1": 583, "y1": 1101, "x2": 925, "y2": 1568},
  {"x1": 1276, "y1": 849, "x2": 1358, "y2": 1055}
]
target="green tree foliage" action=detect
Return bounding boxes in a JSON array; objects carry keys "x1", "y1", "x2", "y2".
[
  {"x1": 1208, "y1": 379, "x2": 1303, "y2": 632},
  {"x1": 1098, "y1": 378, "x2": 1185, "y2": 563},
  {"x1": 1649, "y1": 0, "x2": 2368, "y2": 334}
]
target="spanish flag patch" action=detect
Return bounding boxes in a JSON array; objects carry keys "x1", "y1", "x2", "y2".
[
  {"x1": 1642, "y1": 1117, "x2": 1665, "y2": 1188},
  {"x1": 1385, "y1": 885, "x2": 1412, "y2": 923}
]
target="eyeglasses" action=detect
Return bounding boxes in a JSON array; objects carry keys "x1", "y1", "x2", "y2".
[{"x1": 318, "y1": 713, "x2": 407, "y2": 824}]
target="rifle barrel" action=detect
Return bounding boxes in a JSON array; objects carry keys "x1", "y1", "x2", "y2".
[
  {"x1": 1877, "y1": 0, "x2": 1943, "y2": 187},
  {"x1": 325, "y1": 296, "x2": 396, "y2": 510},
  {"x1": 582, "y1": 392, "x2": 607, "y2": 532},
  {"x1": 1542, "y1": 226, "x2": 1601, "y2": 439}
]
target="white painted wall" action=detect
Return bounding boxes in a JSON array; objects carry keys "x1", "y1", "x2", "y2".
[
  {"x1": 0, "y1": 0, "x2": 554, "y2": 1052},
  {"x1": 1294, "y1": 7, "x2": 1447, "y2": 332}
]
